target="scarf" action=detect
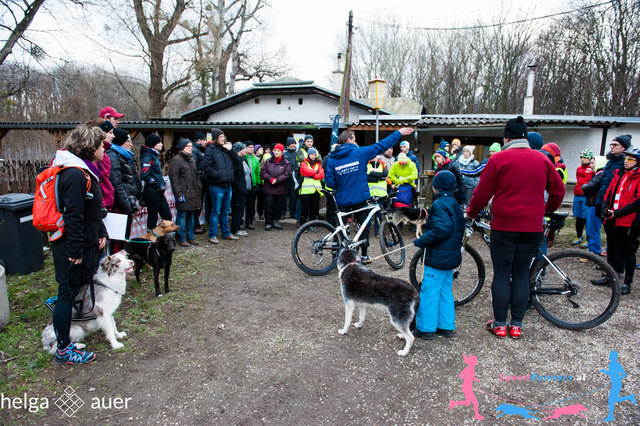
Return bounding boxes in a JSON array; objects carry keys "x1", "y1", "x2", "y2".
[
  {"x1": 110, "y1": 143, "x2": 134, "y2": 160},
  {"x1": 82, "y1": 158, "x2": 101, "y2": 179},
  {"x1": 458, "y1": 155, "x2": 474, "y2": 167}
]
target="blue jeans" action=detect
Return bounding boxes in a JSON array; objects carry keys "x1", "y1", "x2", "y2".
[
  {"x1": 176, "y1": 210, "x2": 195, "y2": 242},
  {"x1": 416, "y1": 266, "x2": 454, "y2": 333},
  {"x1": 586, "y1": 206, "x2": 602, "y2": 254},
  {"x1": 209, "y1": 185, "x2": 232, "y2": 238}
]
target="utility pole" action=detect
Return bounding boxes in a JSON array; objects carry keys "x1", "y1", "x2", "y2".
[{"x1": 338, "y1": 11, "x2": 353, "y2": 123}]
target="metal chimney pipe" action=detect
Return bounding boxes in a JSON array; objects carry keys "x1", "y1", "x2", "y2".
[{"x1": 523, "y1": 64, "x2": 536, "y2": 115}]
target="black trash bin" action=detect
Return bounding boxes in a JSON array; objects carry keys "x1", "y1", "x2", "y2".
[{"x1": 0, "y1": 193, "x2": 44, "y2": 275}]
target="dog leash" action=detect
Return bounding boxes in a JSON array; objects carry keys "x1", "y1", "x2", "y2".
[{"x1": 367, "y1": 244, "x2": 409, "y2": 262}]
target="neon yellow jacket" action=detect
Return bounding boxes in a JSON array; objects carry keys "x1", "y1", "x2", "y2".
[{"x1": 389, "y1": 161, "x2": 418, "y2": 188}]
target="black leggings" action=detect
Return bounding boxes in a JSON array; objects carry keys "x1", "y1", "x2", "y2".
[
  {"x1": 264, "y1": 193, "x2": 284, "y2": 226},
  {"x1": 340, "y1": 201, "x2": 371, "y2": 256},
  {"x1": 51, "y1": 241, "x2": 98, "y2": 348},
  {"x1": 576, "y1": 217, "x2": 586, "y2": 238},
  {"x1": 489, "y1": 230, "x2": 542, "y2": 325},
  {"x1": 300, "y1": 192, "x2": 320, "y2": 224},
  {"x1": 143, "y1": 187, "x2": 171, "y2": 230}
]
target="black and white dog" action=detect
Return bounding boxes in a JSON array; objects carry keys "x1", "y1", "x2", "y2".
[
  {"x1": 390, "y1": 206, "x2": 428, "y2": 238},
  {"x1": 336, "y1": 248, "x2": 419, "y2": 356}
]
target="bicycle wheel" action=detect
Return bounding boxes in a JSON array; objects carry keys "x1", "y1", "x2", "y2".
[
  {"x1": 378, "y1": 220, "x2": 405, "y2": 269},
  {"x1": 529, "y1": 249, "x2": 620, "y2": 330},
  {"x1": 291, "y1": 220, "x2": 342, "y2": 276},
  {"x1": 408, "y1": 244, "x2": 485, "y2": 307}
]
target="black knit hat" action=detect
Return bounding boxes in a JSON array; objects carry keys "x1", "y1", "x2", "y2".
[
  {"x1": 193, "y1": 132, "x2": 206, "y2": 142},
  {"x1": 304, "y1": 134, "x2": 314, "y2": 141},
  {"x1": 286, "y1": 137, "x2": 297, "y2": 147},
  {"x1": 177, "y1": 138, "x2": 191, "y2": 151},
  {"x1": 98, "y1": 120, "x2": 114, "y2": 133},
  {"x1": 146, "y1": 134, "x2": 162, "y2": 147},
  {"x1": 613, "y1": 134, "x2": 632, "y2": 149},
  {"x1": 504, "y1": 116, "x2": 528, "y2": 139},
  {"x1": 112, "y1": 128, "x2": 130, "y2": 146},
  {"x1": 210, "y1": 128, "x2": 224, "y2": 143}
]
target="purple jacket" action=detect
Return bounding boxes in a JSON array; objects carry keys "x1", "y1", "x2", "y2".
[{"x1": 261, "y1": 156, "x2": 291, "y2": 195}]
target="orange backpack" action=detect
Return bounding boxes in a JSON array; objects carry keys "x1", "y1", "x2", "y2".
[{"x1": 33, "y1": 166, "x2": 90, "y2": 241}]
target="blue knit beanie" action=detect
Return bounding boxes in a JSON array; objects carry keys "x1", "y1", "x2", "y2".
[{"x1": 433, "y1": 170, "x2": 456, "y2": 192}]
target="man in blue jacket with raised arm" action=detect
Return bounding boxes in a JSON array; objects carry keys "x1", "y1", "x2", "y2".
[{"x1": 325, "y1": 127, "x2": 415, "y2": 263}]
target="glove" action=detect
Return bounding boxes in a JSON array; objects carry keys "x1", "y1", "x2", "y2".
[
  {"x1": 129, "y1": 198, "x2": 139, "y2": 214},
  {"x1": 413, "y1": 238, "x2": 426, "y2": 249}
]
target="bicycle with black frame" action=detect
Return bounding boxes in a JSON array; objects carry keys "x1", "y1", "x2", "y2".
[{"x1": 408, "y1": 211, "x2": 621, "y2": 330}]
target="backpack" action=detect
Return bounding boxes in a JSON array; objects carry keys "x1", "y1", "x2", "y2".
[
  {"x1": 392, "y1": 183, "x2": 413, "y2": 208},
  {"x1": 33, "y1": 166, "x2": 91, "y2": 241}
]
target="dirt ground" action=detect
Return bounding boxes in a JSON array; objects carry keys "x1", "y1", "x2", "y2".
[{"x1": 9, "y1": 219, "x2": 640, "y2": 424}]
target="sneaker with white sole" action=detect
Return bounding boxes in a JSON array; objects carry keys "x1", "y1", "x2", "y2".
[{"x1": 54, "y1": 342, "x2": 95, "y2": 365}]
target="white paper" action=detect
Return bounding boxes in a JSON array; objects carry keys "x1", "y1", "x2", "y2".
[{"x1": 103, "y1": 213, "x2": 128, "y2": 241}]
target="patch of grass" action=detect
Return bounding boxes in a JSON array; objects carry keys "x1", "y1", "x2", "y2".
[{"x1": 0, "y1": 246, "x2": 215, "y2": 395}]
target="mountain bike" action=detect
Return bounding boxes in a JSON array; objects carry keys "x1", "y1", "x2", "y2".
[
  {"x1": 291, "y1": 190, "x2": 404, "y2": 275},
  {"x1": 408, "y1": 211, "x2": 620, "y2": 330}
]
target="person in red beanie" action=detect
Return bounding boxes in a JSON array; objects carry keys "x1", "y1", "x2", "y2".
[
  {"x1": 99, "y1": 106, "x2": 125, "y2": 128},
  {"x1": 261, "y1": 143, "x2": 291, "y2": 230},
  {"x1": 466, "y1": 116, "x2": 565, "y2": 339}
]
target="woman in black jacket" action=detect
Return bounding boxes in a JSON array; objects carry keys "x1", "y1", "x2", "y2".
[
  {"x1": 49, "y1": 124, "x2": 108, "y2": 364},
  {"x1": 141, "y1": 134, "x2": 172, "y2": 231},
  {"x1": 106, "y1": 129, "x2": 141, "y2": 243},
  {"x1": 169, "y1": 139, "x2": 202, "y2": 246}
]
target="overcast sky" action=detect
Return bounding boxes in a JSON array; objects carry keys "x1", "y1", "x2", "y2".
[{"x1": 23, "y1": 0, "x2": 566, "y2": 89}]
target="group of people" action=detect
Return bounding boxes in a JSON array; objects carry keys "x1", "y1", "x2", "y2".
[{"x1": 45, "y1": 105, "x2": 637, "y2": 365}]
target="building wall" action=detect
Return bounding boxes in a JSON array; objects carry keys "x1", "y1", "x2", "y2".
[{"x1": 207, "y1": 94, "x2": 371, "y2": 124}]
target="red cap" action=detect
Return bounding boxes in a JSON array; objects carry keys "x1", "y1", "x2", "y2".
[
  {"x1": 273, "y1": 143, "x2": 284, "y2": 152},
  {"x1": 99, "y1": 106, "x2": 125, "y2": 119}
]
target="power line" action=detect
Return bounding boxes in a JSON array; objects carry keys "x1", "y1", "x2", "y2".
[{"x1": 355, "y1": 1, "x2": 614, "y2": 31}]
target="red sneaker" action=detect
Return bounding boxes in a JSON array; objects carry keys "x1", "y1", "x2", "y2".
[
  {"x1": 486, "y1": 320, "x2": 507, "y2": 338},
  {"x1": 508, "y1": 324, "x2": 522, "y2": 339}
]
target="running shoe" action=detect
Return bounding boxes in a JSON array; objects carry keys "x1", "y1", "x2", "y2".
[
  {"x1": 508, "y1": 324, "x2": 522, "y2": 339},
  {"x1": 54, "y1": 342, "x2": 95, "y2": 365},
  {"x1": 486, "y1": 320, "x2": 507, "y2": 338}
]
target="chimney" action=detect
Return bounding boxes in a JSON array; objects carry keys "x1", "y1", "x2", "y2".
[
  {"x1": 523, "y1": 64, "x2": 536, "y2": 115},
  {"x1": 331, "y1": 52, "x2": 344, "y2": 93}
]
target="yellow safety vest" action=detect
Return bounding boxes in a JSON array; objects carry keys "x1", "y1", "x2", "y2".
[
  {"x1": 300, "y1": 162, "x2": 323, "y2": 195},
  {"x1": 367, "y1": 162, "x2": 388, "y2": 197},
  {"x1": 557, "y1": 167, "x2": 568, "y2": 184}
]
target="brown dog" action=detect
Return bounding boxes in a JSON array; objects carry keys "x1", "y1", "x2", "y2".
[{"x1": 139, "y1": 220, "x2": 180, "y2": 242}]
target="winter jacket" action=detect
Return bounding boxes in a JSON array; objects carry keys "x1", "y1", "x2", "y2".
[
  {"x1": 582, "y1": 170, "x2": 604, "y2": 207},
  {"x1": 389, "y1": 161, "x2": 418, "y2": 188},
  {"x1": 413, "y1": 191, "x2": 465, "y2": 270},
  {"x1": 467, "y1": 140, "x2": 565, "y2": 233},
  {"x1": 140, "y1": 145, "x2": 166, "y2": 191},
  {"x1": 232, "y1": 155, "x2": 249, "y2": 196},
  {"x1": 325, "y1": 131, "x2": 402, "y2": 207},
  {"x1": 202, "y1": 144, "x2": 240, "y2": 188},
  {"x1": 596, "y1": 153, "x2": 625, "y2": 209},
  {"x1": 245, "y1": 153, "x2": 261, "y2": 187},
  {"x1": 168, "y1": 151, "x2": 202, "y2": 211},
  {"x1": 457, "y1": 157, "x2": 481, "y2": 189},
  {"x1": 106, "y1": 145, "x2": 140, "y2": 214},
  {"x1": 261, "y1": 156, "x2": 292, "y2": 195},
  {"x1": 284, "y1": 148, "x2": 299, "y2": 173},
  {"x1": 192, "y1": 143, "x2": 206, "y2": 169},
  {"x1": 50, "y1": 150, "x2": 107, "y2": 259},
  {"x1": 398, "y1": 150, "x2": 420, "y2": 174},
  {"x1": 604, "y1": 167, "x2": 640, "y2": 228},
  {"x1": 574, "y1": 164, "x2": 594, "y2": 196},
  {"x1": 436, "y1": 158, "x2": 465, "y2": 202},
  {"x1": 98, "y1": 140, "x2": 115, "y2": 210},
  {"x1": 299, "y1": 157, "x2": 324, "y2": 195}
]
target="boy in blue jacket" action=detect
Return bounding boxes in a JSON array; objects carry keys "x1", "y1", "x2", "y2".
[{"x1": 413, "y1": 170, "x2": 465, "y2": 340}]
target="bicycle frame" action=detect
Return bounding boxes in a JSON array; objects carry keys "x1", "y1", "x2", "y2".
[{"x1": 335, "y1": 203, "x2": 382, "y2": 248}]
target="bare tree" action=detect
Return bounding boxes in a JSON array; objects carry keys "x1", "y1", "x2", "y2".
[
  {"x1": 187, "y1": 0, "x2": 284, "y2": 102},
  {"x1": 0, "y1": 0, "x2": 47, "y2": 66}
]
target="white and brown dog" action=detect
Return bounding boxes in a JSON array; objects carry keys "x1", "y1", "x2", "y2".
[
  {"x1": 42, "y1": 251, "x2": 134, "y2": 354},
  {"x1": 390, "y1": 206, "x2": 428, "y2": 239},
  {"x1": 337, "y1": 248, "x2": 419, "y2": 356}
]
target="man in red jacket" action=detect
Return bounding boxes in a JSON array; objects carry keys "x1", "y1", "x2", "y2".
[{"x1": 466, "y1": 116, "x2": 565, "y2": 339}]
